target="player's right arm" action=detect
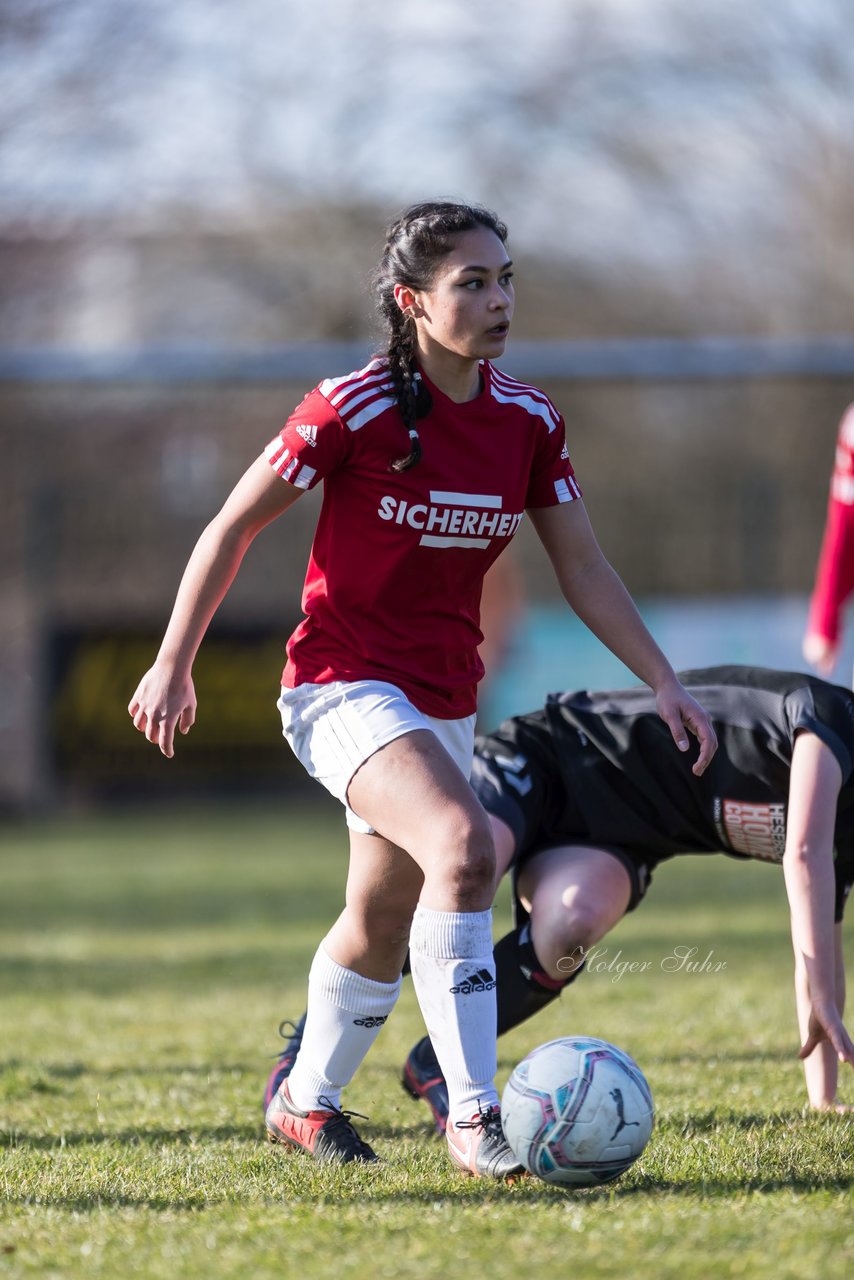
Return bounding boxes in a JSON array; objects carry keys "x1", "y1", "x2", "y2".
[
  {"x1": 783, "y1": 731, "x2": 854, "y2": 1092},
  {"x1": 129, "y1": 455, "x2": 303, "y2": 758}
]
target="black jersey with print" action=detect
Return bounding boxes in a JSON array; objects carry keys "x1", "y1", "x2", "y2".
[{"x1": 471, "y1": 665, "x2": 854, "y2": 919}]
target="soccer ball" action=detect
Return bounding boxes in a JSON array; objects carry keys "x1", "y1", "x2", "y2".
[{"x1": 501, "y1": 1036, "x2": 654, "y2": 1186}]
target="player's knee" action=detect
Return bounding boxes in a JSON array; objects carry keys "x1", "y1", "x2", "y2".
[
  {"x1": 428, "y1": 808, "x2": 496, "y2": 901},
  {"x1": 556, "y1": 889, "x2": 611, "y2": 951},
  {"x1": 442, "y1": 838, "x2": 496, "y2": 901}
]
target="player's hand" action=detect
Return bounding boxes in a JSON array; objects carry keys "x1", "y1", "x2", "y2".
[
  {"x1": 799, "y1": 1001, "x2": 854, "y2": 1068},
  {"x1": 128, "y1": 665, "x2": 196, "y2": 758},
  {"x1": 654, "y1": 680, "x2": 718, "y2": 777},
  {"x1": 802, "y1": 632, "x2": 838, "y2": 677},
  {"x1": 810, "y1": 1099, "x2": 854, "y2": 1114}
]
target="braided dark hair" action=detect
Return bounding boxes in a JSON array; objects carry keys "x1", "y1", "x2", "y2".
[{"x1": 373, "y1": 200, "x2": 509, "y2": 472}]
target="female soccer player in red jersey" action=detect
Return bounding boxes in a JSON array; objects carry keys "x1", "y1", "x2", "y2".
[
  {"x1": 804, "y1": 403, "x2": 854, "y2": 681},
  {"x1": 129, "y1": 200, "x2": 716, "y2": 1175}
]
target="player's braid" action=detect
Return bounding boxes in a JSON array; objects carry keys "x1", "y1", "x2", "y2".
[
  {"x1": 386, "y1": 305, "x2": 425, "y2": 473},
  {"x1": 373, "y1": 200, "x2": 508, "y2": 474}
]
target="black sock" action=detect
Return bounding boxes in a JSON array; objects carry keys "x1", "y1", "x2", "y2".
[{"x1": 493, "y1": 922, "x2": 572, "y2": 1036}]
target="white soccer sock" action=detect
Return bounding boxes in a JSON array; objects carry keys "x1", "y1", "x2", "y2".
[
  {"x1": 408, "y1": 904, "x2": 499, "y2": 1126},
  {"x1": 284, "y1": 942, "x2": 401, "y2": 1113}
]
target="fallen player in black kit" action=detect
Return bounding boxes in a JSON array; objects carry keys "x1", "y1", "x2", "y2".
[{"x1": 267, "y1": 666, "x2": 854, "y2": 1127}]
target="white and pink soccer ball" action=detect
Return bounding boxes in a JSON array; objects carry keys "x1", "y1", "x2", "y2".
[{"x1": 501, "y1": 1036, "x2": 654, "y2": 1186}]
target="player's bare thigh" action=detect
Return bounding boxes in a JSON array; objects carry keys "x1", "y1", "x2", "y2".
[{"x1": 346, "y1": 728, "x2": 495, "y2": 911}]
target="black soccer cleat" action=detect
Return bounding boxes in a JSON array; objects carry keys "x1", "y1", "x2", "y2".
[
  {"x1": 265, "y1": 1080, "x2": 378, "y2": 1164},
  {"x1": 401, "y1": 1036, "x2": 450, "y2": 1134}
]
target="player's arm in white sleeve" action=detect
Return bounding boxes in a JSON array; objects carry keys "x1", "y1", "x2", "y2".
[
  {"x1": 129, "y1": 454, "x2": 303, "y2": 759},
  {"x1": 527, "y1": 501, "x2": 717, "y2": 775},
  {"x1": 784, "y1": 731, "x2": 854, "y2": 1105}
]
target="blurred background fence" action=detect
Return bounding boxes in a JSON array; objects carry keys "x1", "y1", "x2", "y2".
[
  {"x1": 3, "y1": 0, "x2": 854, "y2": 813},
  {"x1": 3, "y1": 338, "x2": 853, "y2": 812}
]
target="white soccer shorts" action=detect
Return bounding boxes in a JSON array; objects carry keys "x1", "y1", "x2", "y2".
[{"x1": 277, "y1": 679, "x2": 476, "y2": 834}]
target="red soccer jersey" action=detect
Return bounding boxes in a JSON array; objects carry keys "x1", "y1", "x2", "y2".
[
  {"x1": 265, "y1": 358, "x2": 581, "y2": 717},
  {"x1": 808, "y1": 405, "x2": 854, "y2": 646}
]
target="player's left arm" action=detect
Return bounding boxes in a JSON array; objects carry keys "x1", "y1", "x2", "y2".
[
  {"x1": 795, "y1": 922, "x2": 853, "y2": 1110},
  {"x1": 528, "y1": 501, "x2": 717, "y2": 775},
  {"x1": 784, "y1": 731, "x2": 854, "y2": 1077}
]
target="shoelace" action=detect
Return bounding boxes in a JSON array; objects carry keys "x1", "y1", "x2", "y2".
[
  {"x1": 455, "y1": 1103, "x2": 502, "y2": 1133},
  {"x1": 270, "y1": 1017, "x2": 304, "y2": 1061},
  {"x1": 317, "y1": 1096, "x2": 374, "y2": 1154},
  {"x1": 317, "y1": 1096, "x2": 369, "y2": 1126}
]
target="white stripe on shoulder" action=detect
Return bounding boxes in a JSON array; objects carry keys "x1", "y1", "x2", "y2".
[
  {"x1": 490, "y1": 366, "x2": 561, "y2": 418},
  {"x1": 318, "y1": 358, "x2": 384, "y2": 398},
  {"x1": 320, "y1": 360, "x2": 388, "y2": 405},
  {"x1": 491, "y1": 382, "x2": 560, "y2": 432},
  {"x1": 318, "y1": 359, "x2": 395, "y2": 431},
  {"x1": 489, "y1": 366, "x2": 561, "y2": 430},
  {"x1": 340, "y1": 379, "x2": 396, "y2": 416},
  {"x1": 347, "y1": 395, "x2": 397, "y2": 432}
]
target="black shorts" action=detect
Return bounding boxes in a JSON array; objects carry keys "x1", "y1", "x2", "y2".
[
  {"x1": 473, "y1": 710, "x2": 854, "y2": 928},
  {"x1": 471, "y1": 715, "x2": 669, "y2": 923}
]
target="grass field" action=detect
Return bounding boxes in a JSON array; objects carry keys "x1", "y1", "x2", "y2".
[{"x1": 2, "y1": 801, "x2": 852, "y2": 1279}]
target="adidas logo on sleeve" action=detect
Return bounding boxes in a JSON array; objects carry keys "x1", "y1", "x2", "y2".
[{"x1": 295, "y1": 423, "x2": 318, "y2": 446}]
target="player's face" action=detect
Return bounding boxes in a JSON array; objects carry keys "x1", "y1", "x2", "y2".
[{"x1": 410, "y1": 226, "x2": 514, "y2": 366}]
